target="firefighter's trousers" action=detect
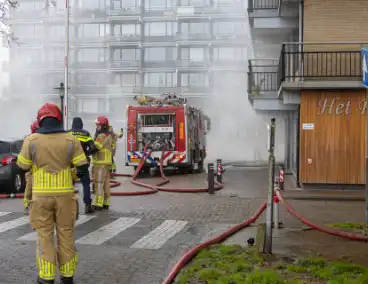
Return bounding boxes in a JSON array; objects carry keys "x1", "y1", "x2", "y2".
[
  {"x1": 24, "y1": 172, "x2": 32, "y2": 208},
  {"x1": 29, "y1": 195, "x2": 78, "y2": 281},
  {"x1": 92, "y1": 165, "x2": 110, "y2": 208}
]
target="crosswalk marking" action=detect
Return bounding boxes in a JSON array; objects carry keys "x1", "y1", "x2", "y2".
[
  {"x1": 75, "y1": 217, "x2": 141, "y2": 245},
  {"x1": 0, "y1": 216, "x2": 29, "y2": 233},
  {"x1": 131, "y1": 220, "x2": 188, "y2": 250},
  {"x1": 18, "y1": 215, "x2": 96, "y2": 241},
  {"x1": 0, "y1": 212, "x2": 11, "y2": 217}
]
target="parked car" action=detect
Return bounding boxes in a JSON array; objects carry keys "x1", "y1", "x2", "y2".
[{"x1": 0, "y1": 138, "x2": 26, "y2": 193}]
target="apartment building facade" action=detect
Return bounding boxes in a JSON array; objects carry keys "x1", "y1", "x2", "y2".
[
  {"x1": 8, "y1": 0, "x2": 250, "y2": 129},
  {"x1": 250, "y1": 0, "x2": 368, "y2": 187}
]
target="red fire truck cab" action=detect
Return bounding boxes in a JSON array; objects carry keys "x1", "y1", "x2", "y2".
[{"x1": 125, "y1": 101, "x2": 209, "y2": 173}]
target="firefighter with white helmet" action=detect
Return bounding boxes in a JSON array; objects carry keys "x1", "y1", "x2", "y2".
[
  {"x1": 24, "y1": 120, "x2": 39, "y2": 213},
  {"x1": 17, "y1": 103, "x2": 88, "y2": 284},
  {"x1": 92, "y1": 115, "x2": 113, "y2": 210}
]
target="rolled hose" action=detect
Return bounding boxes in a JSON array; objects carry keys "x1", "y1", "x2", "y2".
[
  {"x1": 275, "y1": 190, "x2": 368, "y2": 242},
  {"x1": 162, "y1": 201, "x2": 267, "y2": 284}
]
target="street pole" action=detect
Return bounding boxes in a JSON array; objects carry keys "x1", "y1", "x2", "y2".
[
  {"x1": 366, "y1": 96, "x2": 368, "y2": 235},
  {"x1": 64, "y1": 0, "x2": 70, "y2": 129},
  {"x1": 264, "y1": 118, "x2": 276, "y2": 254},
  {"x1": 60, "y1": 95, "x2": 64, "y2": 128}
]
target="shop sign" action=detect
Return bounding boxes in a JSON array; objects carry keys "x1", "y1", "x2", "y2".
[
  {"x1": 302, "y1": 123, "x2": 314, "y2": 130},
  {"x1": 318, "y1": 97, "x2": 368, "y2": 115}
]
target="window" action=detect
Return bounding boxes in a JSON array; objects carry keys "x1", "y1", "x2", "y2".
[
  {"x1": 76, "y1": 73, "x2": 107, "y2": 85},
  {"x1": 144, "y1": 72, "x2": 177, "y2": 86},
  {"x1": 113, "y1": 0, "x2": 140, "y2": 8},
  {"x1": 213, "y1": 22, "x2": 245, "y2": 34},
  {"x1": 180, "y1": 0, "x2": 209, "y2": 6},
  {"x1": 113, "y1": 73, "x2": 140, "y2": 86},
  {"x1": 180, "y1": 47, "x2": 207, "y2": 61},
  {"x1": 13, "y1": 24, "x2": 44, "y2": 37},
  {"x1": 213, "y1": 47, "x2": 246, "y2": 60},
  {"x1": 77, "y1": 98, "x2": 106, "y2": 113},
  {"x1": 181, "y1": 22, "x2": 209, "y2": 34},
  {"x1": 145, "y1": 0, "x2": 176, "y2": 10},
  {"x1": 181, "y1": 73, "x2": 208, "y2": 87},
  {"x1": 113, "y1": 24, "x2": 140, "y2": 36},
  {"x1": 79, "y1": 24, "x2": 108, "y2": 37},
  {"x1": 144, "y1": 47, "x2": 176, "y2": 61},
  {"x1": 214, "y1": 0, "x2": 242, "y2": 6},
  {"x1": 16, "y1": 49, "x2": 44, "y2": 63},
  {"x1": 113, "y1": 48, "x2": 140, "y2": 61},
  {"x1": 46, "y1": 49, "x2": 64, "y2": 62},
  {"x1": 48, "y1": 25, "x2": 74, "y2": 38},
  {"x1": 18, "y1": 0, "x2": 45, "y2": 10},
  {"x1": 213, "y1": 71, "x2": 246, "y2": 88},
  {"x1": 109, "y1": 98, "x2": 126, "y2": 112},
  {"x1": 78, "y1": 0, "x2": 106, "y2": 9},
  {"x1": 78, "y1": 48, "x2": 107, "y2": 62},
  {"x1": 144, "y1": 22, "x2": 177, "y2": 36}
]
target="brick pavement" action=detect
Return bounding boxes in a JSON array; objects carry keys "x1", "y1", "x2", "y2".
[{"x1": 0, "y1": 166, "x2": 366, "y2": 283}]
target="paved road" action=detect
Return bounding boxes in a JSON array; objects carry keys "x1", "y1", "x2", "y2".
[{"x1": 1, "y1": 164, "x2": 365, "y2": 283}]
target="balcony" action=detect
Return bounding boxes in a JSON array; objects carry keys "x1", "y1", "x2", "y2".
[
  {"x1": 106, "y1": 35, "x2": 141, "y2": 46},
  {"x1": 12, "y1": 9, "x2": 65, "y2": 23},
  {"x1": 109, "y1": 60, "x2": 141, "y2": 71},
  {"x1": 73, "y1": 36, "x2": 107, "y2": 46},
  {"x1": 143, "y1": 61, "x2": 176, "y2": 69},
  {"x1": 176, "y1": 59, "x2": 210, "y2": 70},
  {"x1": 212, "y1": 34, "x2": 249, "y2": 44},
  {"x1": 9, "y1": 61, "x2": 65, "y2": 72},
  {"x1": 144, "y1": 8, "x2": 176, "y2": 17},
  {"x1": 248, "y1": 58, "x2": 296, "y2": 110},
  {"x1": 73, "y1": 85, "x2": 107, "y2": 94},
  {"x1": 211, "y1": 59, "x2": 247, "y2": 71},
  {"x1": 278, "y1": 43, "x2": 364, "y2": 91},
  {"x1": 73, "y1": 62, "x2": 107, "y2": 70},
  {"x1": 143, "y1": 35, "x2": 177, "y2": 43},
  {"x1": 248, "y1": 0, "x2": 298, "y2": 30},
  {"x1": 140, "y1": 86, "x2": 181, "y2": 94},
  {"x1": 107, "y1": 7, "x2": 141, "y2": 20},
  {"x1": 108, "y1": 85, "x2": 140, "y2": 95},
  {"x1": 73, "y1": 8, "x2": 107, "y2": 21},
  {"x1": 177, "y1": 33, "x2": 212, "y2": 44}
]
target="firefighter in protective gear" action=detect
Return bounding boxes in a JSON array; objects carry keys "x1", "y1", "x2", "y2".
[
  {"x1": 68, "y1": 117, "x2": 98, "y2": 214},
  {"x1": 92, "y1": 116, "x2": 113, "y2": 210},
  {"x1": 109, "y1": 125, "x2": 123, "y2": 173},
  {"x1": 17, "y1": 103, "x2": 88, "y2": 284},
  {"x1": 24, "y1": 120, "x2": 39, "y2": 213}
]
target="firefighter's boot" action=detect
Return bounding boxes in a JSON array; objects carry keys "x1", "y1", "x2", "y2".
[
  {"x1": 103, "y1": 205, "x2": 109, "y2": 210},
  {"x1": 60, "y1": 276, "x2": 74, "y2": 284},
  {"x1": 85, "y1": 203, "x2": 95, "y2": 214},
  {"x1": 93, "y1": 205, "x2": 103, "y2": 211},
  {"x1": 37, "y1": 276, "x2": 54, "y2": 284}
]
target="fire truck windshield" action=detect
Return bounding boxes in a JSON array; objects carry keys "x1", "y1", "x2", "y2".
[{"x1": 143, "y1": 115, "x2": 170, "y2": 126}]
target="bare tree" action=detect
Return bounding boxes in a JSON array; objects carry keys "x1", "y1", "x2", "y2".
[
  {"x1": 0, "y1": 0, "x2": 57, "y2": 46},
  {"x1": 0, "y1": 0, "x2": 18, "y2": 45}
]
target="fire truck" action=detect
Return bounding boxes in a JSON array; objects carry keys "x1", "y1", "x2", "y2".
[{"x1": 125, "y1": 93, "x2": 210, "y2": 173}]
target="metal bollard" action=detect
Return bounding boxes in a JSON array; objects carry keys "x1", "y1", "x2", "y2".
[
  {"x1": 216, "y1": 159, "x2": 223, "y2": 183},
  {"x1": 279, "y1": 166, "x2": 284, "y2": 191},
  {"x1": 273, "y1": 195, "x2": 280, "y2": 229},
  {"x1": 208, "y1": 163, "x2": 215, "y2": 194}
]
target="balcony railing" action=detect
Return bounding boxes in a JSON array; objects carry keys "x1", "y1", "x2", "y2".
[
  {"x1": 107, "y1": 7, "x2": 141, "y2": 16},
  {"x1": 277, "y1": 42, "x2": 364, "y2": 88},
  {"x1": 248, "y1": 0, "x2": 279, "y2": 11},
  {"x1": 248, "y1": 59, "x2": 278, "y2": 97}
]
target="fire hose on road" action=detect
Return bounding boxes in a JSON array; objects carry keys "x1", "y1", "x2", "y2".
[
  {"x1": 1, "y1": 144, "x2": 222, "y2": 199},
  {"x1": 162, "y1": 189, "x2": 368, "y2": 284}
]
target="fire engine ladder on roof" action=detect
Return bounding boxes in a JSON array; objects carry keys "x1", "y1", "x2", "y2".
[{"x1": 133, "y1": 93, "x2": 187, "y2": 107}]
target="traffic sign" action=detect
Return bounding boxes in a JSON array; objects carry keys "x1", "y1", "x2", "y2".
[{"x1": 362, "y1": 47, "x2": 368, "y2": 88}]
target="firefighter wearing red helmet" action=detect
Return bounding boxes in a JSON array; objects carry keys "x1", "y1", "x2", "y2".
[
  {"x1": 24, "y1": 120, "x2": 40, "y2": 213},
  {"x1": 92, "y1": 115, "x2": 113, "y2": 210},
  {"x1": 17, "y1": 103, "x2": 88, "y2": 284}
]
